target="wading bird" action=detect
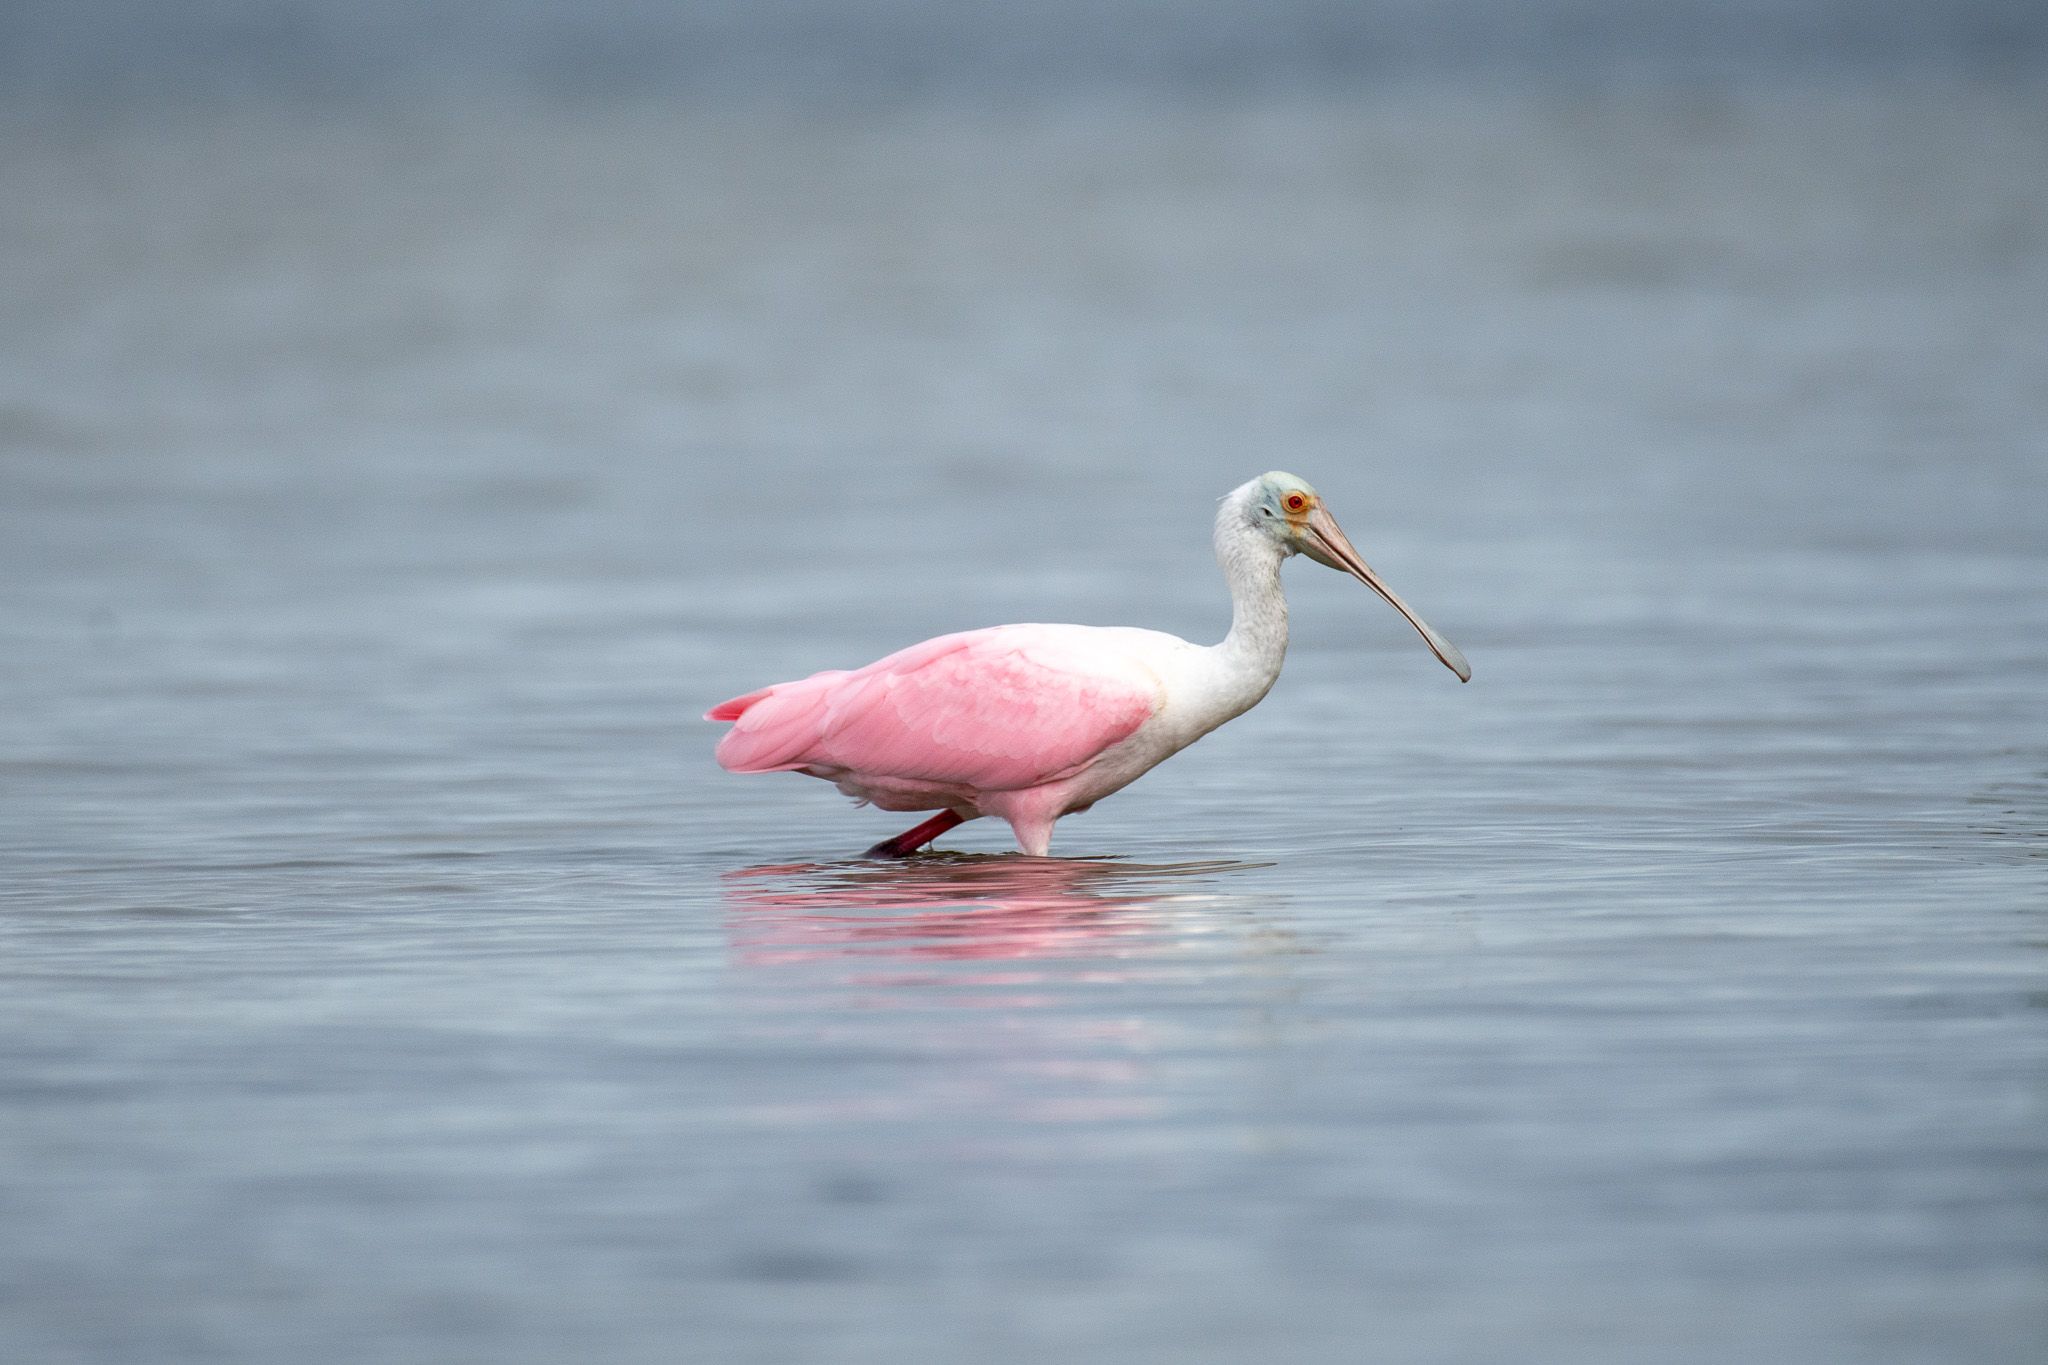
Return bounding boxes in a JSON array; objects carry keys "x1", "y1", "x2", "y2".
[{"x1": 707, "y1": 473, "x2": 1469, "y2": 857}]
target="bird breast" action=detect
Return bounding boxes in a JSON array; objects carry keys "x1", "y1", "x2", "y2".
[{"x1": 1068, "y1": 628, "x2": 1281, "y2": 795}]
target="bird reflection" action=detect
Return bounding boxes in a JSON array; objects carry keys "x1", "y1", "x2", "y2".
[
  {"x1": 720, "y1": 856, "x2": 1295, "y2": 1129},
  {"x1": 722, "y1": 855, "x2": 1258, "y2": 972}
]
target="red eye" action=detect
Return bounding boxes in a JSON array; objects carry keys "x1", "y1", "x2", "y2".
[{"x1": 1283, "y1": 492, "x2": 1309, "y2": 514}]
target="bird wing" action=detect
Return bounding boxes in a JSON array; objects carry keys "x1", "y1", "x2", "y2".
[{"x1": 708, "y1": 626, "x2": 1163, "y2": 792}]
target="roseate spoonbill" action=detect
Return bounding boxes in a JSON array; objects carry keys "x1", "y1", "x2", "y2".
[{"x1": 707, "y1": 473, "x2": 1469, "y2": 857}]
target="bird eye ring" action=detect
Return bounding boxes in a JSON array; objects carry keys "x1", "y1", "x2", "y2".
[{"x1": 1282, "y1": 492, "x2": 1309, "y2": 514}]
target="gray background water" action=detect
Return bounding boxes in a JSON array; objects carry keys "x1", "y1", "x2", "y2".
[{"x1": 3, "y1": 5, "x2": 2045, "y2": 1363}]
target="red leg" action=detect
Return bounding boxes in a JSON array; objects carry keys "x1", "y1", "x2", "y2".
[{"x1": 864, "y1": 810, "x2": 967, "y2": 858}]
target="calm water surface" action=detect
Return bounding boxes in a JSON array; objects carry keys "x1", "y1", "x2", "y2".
[{"x1": 2, "y1": 82, "x2": 2044, "y2": 1363}]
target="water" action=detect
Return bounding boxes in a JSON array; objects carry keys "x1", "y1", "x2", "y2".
[
  {"x1": 3, "y1": 77, "x2": 2045, "y2": 1364},
  {"x1": 4, "y1": 1, "x2": 2045, "y2": 103}
]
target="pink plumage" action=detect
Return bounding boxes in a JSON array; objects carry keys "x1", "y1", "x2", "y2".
[{"x1": 709, "y1": 626, "x2": 1159, "y2": 795}]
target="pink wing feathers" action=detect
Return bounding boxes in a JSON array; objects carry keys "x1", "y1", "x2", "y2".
[{"x1": 706, "y1": 626, "x2": 1162, "y2": 793}]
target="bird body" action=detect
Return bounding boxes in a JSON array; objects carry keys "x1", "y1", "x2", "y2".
[{"x1": 709, "y1": 473, "x2": 1467, "y2": 857}]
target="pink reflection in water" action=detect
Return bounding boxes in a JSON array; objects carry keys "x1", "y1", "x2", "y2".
[
  {"x1": 721, "y1": 857, "x2": 1274, "y2": 1128},
  {"x1": 723, "y1": 855, "x2": 1249, "y2": 972}
]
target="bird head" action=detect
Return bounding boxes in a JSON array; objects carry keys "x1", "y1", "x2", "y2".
[{"x1": 1239, "y1": 471, "x2": 1471, "y2": 682}]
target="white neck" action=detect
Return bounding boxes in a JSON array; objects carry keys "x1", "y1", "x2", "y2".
[{"x1": 1207, "y1": 501, "x2": 1291, "y2": 707}]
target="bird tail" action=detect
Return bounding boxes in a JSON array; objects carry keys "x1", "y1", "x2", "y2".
[
  {"x1": 704, "y1": 674, "x2": 846, "y2": 773},
  {"x1": 704, "y1": 688, "x2": 773, "y2": 722}
]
